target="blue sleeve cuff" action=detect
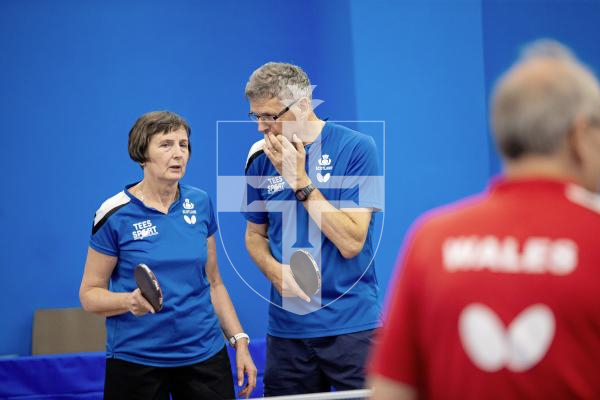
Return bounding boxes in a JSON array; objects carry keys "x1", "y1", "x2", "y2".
[{"x1": 89, "y1": 241, "x2": 118, "y2": 257}]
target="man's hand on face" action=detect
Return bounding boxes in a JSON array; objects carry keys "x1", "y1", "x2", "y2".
[{"x1": 263, "y1": 132, "x2": 311, "y2": 191}]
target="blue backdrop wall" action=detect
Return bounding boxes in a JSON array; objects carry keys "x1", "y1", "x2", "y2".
[
  {"x1": 349, "y1": 0, "x2": 490, "y2": 295},
  {"x1": 1, "y1": 0, "x2": 599, "y2": 357},
  {"x1": 0, "y1": 0, "x2": 358, "y2": 356},
  {"x1": 481, "y1": 0, "x2": 600, "y2": 175}
]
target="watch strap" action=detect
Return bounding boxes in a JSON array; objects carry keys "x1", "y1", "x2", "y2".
[
  {"x1": 295, "y1": 183, "x2": 315, "y2": 201},
  {"x1": 228, "y1": 332, "x2": 250, "y2": 347}
]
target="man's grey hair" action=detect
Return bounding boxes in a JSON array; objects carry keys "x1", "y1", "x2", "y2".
[
  {"x1": 491, "y1": 39, "x2": 600, "y2": 159},
  {"x1": 245, "y1": 62, "x2": 312, "y2": 101}
]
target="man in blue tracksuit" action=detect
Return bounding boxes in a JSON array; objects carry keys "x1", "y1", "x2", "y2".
[{"x1": 242, "y1": 62, "x2": 383, "y2": 396}]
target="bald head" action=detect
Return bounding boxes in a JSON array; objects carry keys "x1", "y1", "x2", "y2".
[{"x1": 491, "y1": 40, "x2": 600, "y2": 160}]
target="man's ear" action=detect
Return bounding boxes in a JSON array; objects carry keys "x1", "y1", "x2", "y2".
[
  {"x1": 297, "y1": 97, "x2": 312, "y2": 117},
  {"x1": 568, "y1": 114, "x2": 589, "y2": 165}
]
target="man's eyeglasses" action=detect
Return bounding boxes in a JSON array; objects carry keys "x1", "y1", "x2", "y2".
[{"x1": 248, "y1": 99, "x2": 299, "y2": 122}]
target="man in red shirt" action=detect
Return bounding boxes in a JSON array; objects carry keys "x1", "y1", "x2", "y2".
[{"x1": 368, "y1": 40, "x2": 600, "y2": 399}]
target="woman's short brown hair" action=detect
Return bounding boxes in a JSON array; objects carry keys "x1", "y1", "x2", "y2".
[{"x1": 128, "y1": 111, "x2": 192, "y2": 164}]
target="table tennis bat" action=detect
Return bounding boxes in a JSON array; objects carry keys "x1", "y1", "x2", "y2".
[
  {"x1": 290, "y1": 250, "x2": 321, "y2": 297},
  {"x1": 134, "y1": 263, "x2": 163, "y2": 312}
]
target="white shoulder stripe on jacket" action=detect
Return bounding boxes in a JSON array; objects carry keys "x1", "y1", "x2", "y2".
[
  {"x1": 93, "y1": 191, "x2": 130, "y2": 227},
  {"x1": 245, "y1": 139, "x2": 265, "y2": 171}
]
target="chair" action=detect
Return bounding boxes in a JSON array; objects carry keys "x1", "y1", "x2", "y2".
[{"x1": 32, "y1": 307, "x2": 105, "y2": 355}]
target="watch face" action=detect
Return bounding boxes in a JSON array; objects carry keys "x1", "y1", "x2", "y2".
[{"x1": 295, "y1": 184, "x2": 314, "y2": 201}]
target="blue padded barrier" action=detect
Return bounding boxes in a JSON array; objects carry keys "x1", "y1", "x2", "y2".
[{"x1": 0, "y1": 338, "x2": 266, "y2": 399}]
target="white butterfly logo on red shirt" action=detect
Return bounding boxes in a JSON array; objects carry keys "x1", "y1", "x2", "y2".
[{"x1": 459, "y1": 303, "x2": 555, "y2": 372}]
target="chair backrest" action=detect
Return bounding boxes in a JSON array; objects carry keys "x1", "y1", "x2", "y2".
[{"x1": 32, "y1": 307, "x2": 105, "y2": 355}]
